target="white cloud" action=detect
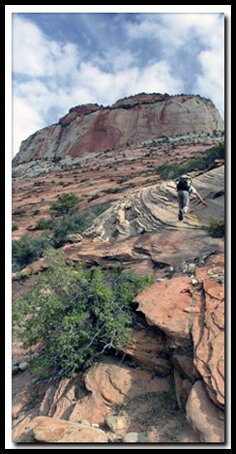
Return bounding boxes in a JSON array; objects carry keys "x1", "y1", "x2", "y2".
[
  {"x1": 126, "y1": 13, "x2": 223, "y2": 51},
  {"x1": 13, "y1": 98, "x2": 45, "y2": 155},
  {"x1": 13, "y1": 16, "x2": 47, "y2": 77},
  {"x1": 194, "y1": 50, "x2": 224, "y2": 117},
  {"x1": 130, "y1": 61, "x2": 183, "y2": 95},
  {"x1": 126, "y1": 13, "x2": 224, "y2": 115},
  {"x1": 12, "y1": 13, "x2": 224, "y2": 157},
  {"x1": 94, "y1": 47, "x2": 138, "y2": 72},
  {"x1": 73, "y1": 62, "x2": 182, "y2": 106},
  {"x1": 12, "y1": 15, "x2": 184, "y2": 157},
  {"x1": 13, "y1": 16, "x2": 79, "y2": 78}
]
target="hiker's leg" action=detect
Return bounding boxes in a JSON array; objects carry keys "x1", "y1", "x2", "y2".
[
  {"x1": 182, "y1": 191, "x2": 189, "y2": 213},
  {"x1": 177, "y1": 191, "x2": 189, "y2": 219},
  {"x1": 178, "y1": 190, "x2": 188, "y2": 210},
  {"x1": 177, "y1": 190, "x2": 184, "y2": 220}
]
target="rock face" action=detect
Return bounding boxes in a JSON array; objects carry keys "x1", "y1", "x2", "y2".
[
  {"x1": 18, "y1": 416, "x2": 109, "y2": 443},
  {"x1": 134, "y1": 252, "x2": 225, "y2": 430},
  {"x1": 13, "y1": 358, "x2": 201, "y2": 444},
  {"x1": 13, "y1": 164, "x2": 224, "y2": 279},
  {"x1": 12, "y1": 253, "x2": 224, "y2": 444},
  {"x1": 193, "y1": 255, "x2": 225, "y2": 408},
  {"x1": 186, "y1": 381, "x2": 224, "y2": 442},
  {"x1": 135, "y1": 276, "x2": 199, "y2": 347},
  {"x1": 83, "y1": 165, "x2": 224, "y2": 240},
  {"x1": 13, "y1": 93, "x2": 223, "y2": 165},
  {"x1": 68, "y1": 360, "x2": 171, "y2": 425},
  {"x1": 125, "y1": 328, "x2": 170, "y2": 374}
]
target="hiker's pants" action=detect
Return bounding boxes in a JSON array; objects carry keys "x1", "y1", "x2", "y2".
[{"x1": 177, "y1": 190, "x2": 189, "y2": 214}]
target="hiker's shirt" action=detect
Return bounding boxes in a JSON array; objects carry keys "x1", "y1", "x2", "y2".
[
  {"x1": 177, "y1": 184, "x2": 196, "y2": 196},
  {"x1": 177, "y1": 184, "x2": 197, "y2": 210}
]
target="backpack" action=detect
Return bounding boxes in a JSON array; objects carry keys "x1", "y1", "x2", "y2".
[{"x1": 176, "y1": 177, "x2": 191, "y2": 192}]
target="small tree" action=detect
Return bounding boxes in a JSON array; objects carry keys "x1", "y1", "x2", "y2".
[
  {"x1": 12, "y1": 233, "x2": 51, "y2": 271},
  {"x1": 51, "y1": 211, "x2": 94, "y2": 247},
  {"x1": 208, "y1": 219, "x2": 224, "y2": 238},
  {"x1": 50, "y1": 193, "x2": 79, "y2": 217},
  {"x1": 13, "y1": 249, "x2": 154, "y2": 380},
  {"x1": 35, "y1": 218, "x2": 52, "y2": 230}
]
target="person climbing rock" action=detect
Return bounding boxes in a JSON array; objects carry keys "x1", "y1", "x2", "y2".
[{"x1": 176, "y1": 175, "x2": 207, "y2": 221}]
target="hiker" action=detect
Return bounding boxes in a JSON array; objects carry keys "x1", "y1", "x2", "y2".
[{"x1": 176, "y1": 175, "x2": 207, "y2": 221}]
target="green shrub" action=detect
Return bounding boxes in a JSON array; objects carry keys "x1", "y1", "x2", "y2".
[
  {"x1": 52, "y1": 156, "x2": 62, "y2": 164},
  {"x1": 13, "y1": 249, "x2": 154, "y2": 379},
  {"x1": 12, "y1": 196, "x2": 112, "y2": 269},
  {"x1": 157, "y1": 143, "x2": 224, "y2": 180},
  {"x1": 50, "y1": 193, "x2": 79, "y2": 217},
  {"x1": 208, "y1": 219, "x2": 224, "y2": 238},
  {"x1": 52, "y1": 202, "x2": 111, "y2": 247},
  {"x1": 33, "y1": 209, "x2": 40, "y2": 216},
  {"x1": 12, "y1": 225, "x2": 18, "y2": 231},
  {"x1": 89, "y1": 193, "x2": 100, "y2": 201},
  {"x1": 59, "y1": 181, "x2": 71, "y2": 187},
  {"x1": 104, "y1": 187, "x2": 123, "y2": 194},
  {"x1": 184, "y1": 143, "x2": 224, "y2": 173},
  {"x1": 156, "y1": 163, "x2": 183, "y2": 179},
  {"x1": 51, "y1": 211, "x2": 94, "y2": 247},
  {"x1": 50, "y1": 200, "x2": 111, "y2": 247},
  {"x1": 12, "y1": 233, "x2": 51, "y2": 271},
  {"x1": 13, "y1": 207, "x2": 25, "y2": 216},
  {"x1": 35, "y1": 218, "x2": 52, "y2": 230},
  {"x1": 87, "y1": 202, "x2": 111, "y2": 217}
]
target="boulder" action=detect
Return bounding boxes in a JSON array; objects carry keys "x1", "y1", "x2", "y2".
[
  {"x1": 186, "y1": 381, "x2": 224, "y2": 442},
  {"x1": 134, "y1": 276, "x2": 200, "y2": 347},
  {"x1": 192, "y1": 255, "x2": 225, "y2": 407},
  {"x1": 173, "y1": 368, "x2": 192, "y2": 409},
  {"x1": 172, "y1": 353, "x2": 200, "y2": 382},
  {"x1": 124, "y1": 328, "x2": 170, "y2": 375},
  {"x1": 18, "y1": 416, "x2": 108, "y2": 443},
  {"x1": 122, "y1": 432, "x2": 147, "y2": 442},
  {"x1": 105, "y1": 415, "x2": 129, "y2": 433},
  {"x1": 69, "y1": 359, "x2": 170, "y2": 425}
]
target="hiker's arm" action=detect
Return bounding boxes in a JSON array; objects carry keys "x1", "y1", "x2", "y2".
[{"x1": 195, "y1": 191, "x2": 207, "y2": 206}]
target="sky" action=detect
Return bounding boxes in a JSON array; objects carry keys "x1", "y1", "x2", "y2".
[{"x1": 11, "y1": 9, "x2": 225, "y2": 157}]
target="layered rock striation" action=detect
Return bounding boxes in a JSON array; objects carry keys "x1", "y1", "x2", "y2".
[{"x1": 13, "y1": 93, "x2": 223, "y2": 166}]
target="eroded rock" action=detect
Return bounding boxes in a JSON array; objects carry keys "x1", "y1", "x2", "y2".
[
  {"x1": 124, "y1": 328, "x2": 170, "y2": 375},
  {"x1": 13, "y1": 93, "x2": 223, "y2": 166},
  {"x1": 18, "y1": 416, "x2": 108, "y2": 443},
  {"x1": 134, "y1": 276, "x2": 200, "y2": 347},
  {"x1": 186, "y1": 381, "x2": 224, "y2": 442},
  {"x1": 69, "y1": 359, "x2": 171, "y2": 425}
]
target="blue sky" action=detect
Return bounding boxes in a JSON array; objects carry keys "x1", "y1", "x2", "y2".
[{"x1": 11, "y1": 11, "x2": 225, "y2": 157}]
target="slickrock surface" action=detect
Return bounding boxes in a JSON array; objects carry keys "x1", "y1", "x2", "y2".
[{"x1": 83, "y1": 166, "x2": 224, "y2": 240}]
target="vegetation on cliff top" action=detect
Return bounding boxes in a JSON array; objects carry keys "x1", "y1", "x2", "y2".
[{"x1": 156, "y1": 143, "x2": 224, "y2": 179}]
